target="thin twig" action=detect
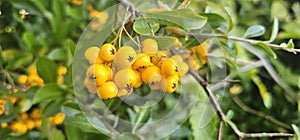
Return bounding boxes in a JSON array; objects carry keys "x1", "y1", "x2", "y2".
[
  {"x1": 232, "y1": 96, "x2": 292, "y2": 130},
  {"x1": 217, "y1": 121, "x2": 223, "y2": 140},
  {"x1": 190, "y1": 33, "x2": 300, "y2": 54}
]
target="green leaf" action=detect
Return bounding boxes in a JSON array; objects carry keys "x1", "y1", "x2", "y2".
[
  {"x1": 132, "y1": 107, "x2": 151, "y2": 132},
  {"x1": 287, "y1": 39, "x2": 295, "y2": 49},
  {"x1": 4, "y1": 99, "x2": 13, "y2": 115},
  {"x1": 48, "y1": 48, "x2": 67, "y2": 61},
  {"x1": 6, "y1": 52, "x2": 33, "y2": 70},
  {"x1": 243, "y1": 25, "x2": 265, "y2": 38},
  {"x1": 224, "y1": 7, "x2": 233, "y2": 33},
  {"x1": 269, "y1": 18, "x2": 279, "y2": 42},
  {"x1": 292, "y1": 124, "x2": 300, "y2": 140},
  {"x1": 251, "y1": 76, "x2": 272, "y2": 109},
  {"x1": 48, "y1": 127, "x2": 65, "y2": 140},
  {"x1": 0, "y1": 46, "x2": 4, "y2": 66},
  {"x1": 22, "y1": 32, "x2": 35, "y2": 52},
  {"x1": 36, "y1": 57, "x2": 58, "y2": 83},
  {"x1": 64, "y1": 114, "x2": 101, "y2": 133},
  {"x1": 255, "y1": 42, "x2": 277, "y2": 59},
  {"x1": 141, "y1": 36, "x2": 176, "y2": 50},
  {"x1": 145, "y1": 8, "x2": 207, "y2": 30},
  {"x1": 33, "y1": 84, "x2": 64, "y2": 104},
  {"x1": 115, "y1": 133, "x2": 142, "y2": 140},
  {"x1": 200, "y1": 13, "x2": 227, "y2": 29},
  {"x1": 133, "y1": 17, "x2": 160, "y2": 35}
]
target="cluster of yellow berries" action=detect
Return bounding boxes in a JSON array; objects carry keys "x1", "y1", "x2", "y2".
[
  {"x1": 84, "y1": 38, "x2": 203, "y2": 99},
  {"x1": 1, "y1": 108, "x2": 65, "y2": 133},
  {"x1": 18, "y1": 65, "x2": 67, "y2": 87}
]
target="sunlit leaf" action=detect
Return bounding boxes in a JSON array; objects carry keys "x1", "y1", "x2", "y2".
[
  {"x1": 224, "y1": 7, "x2": 233, "y2": 33},
  {"x1": 36, "y1": 57, "x2": 58, "y2": 83},
  {"x1": 255, "y1": 42, "x2": 277, "y2": 59},
  {"x1": 200, "y1": 13, "x2": 227, "y2": 29},
  {"x1": 287, "y1": 39, "x2": 294, "y2": 49},
  {"x1": 269, "y1": 18, "x2": 279, "y2": 42},
  {"x1": 292, "y1": 124, "x2": 300, "y2": 140},
  {"x1": 33, "y1": 84, "x2": 64, "y2": 104},
  {"x1": 133, "y1": 17, "x2": 160, "y2": 35},
  {"x1": 251, "y1": 76, "x2": 272, "y2": 109},
  {"x1": 48, "y1": 48, "x2": 67, "y2": 61},
  {"x1": 243, "y1": 25, "x2": 265, "y2": 38},
  {"x1": 145, "y1": 8, "x2": 207, "y2": 30}
]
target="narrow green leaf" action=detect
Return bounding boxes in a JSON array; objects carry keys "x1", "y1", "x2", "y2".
[
  {"x1": 269, "y1": 18, "x2": 279, "y2": 42},
  {"x1": 225, "y1": 110, "x2": 234, "y2": 120},
  {"x1": 251, "y1": 76, "x2": 272, "y2": 109},
  {"x1": 292, "y1": 124, "x2": 300, "y2": 140},
  {"x1": 36, "y1": 57, "x2": 58, "y2": 83},
  {"x1": 116, "y1": 133, "x2": 142, "y2": 140},
  {"x1": 133, "y1": 17, "x2": 160, "y2": 35},
  {"x1": 0, "y1": 46, "x2": 4, "y2": 66},
  {"x1": 141, "y1": 36, "x2": 176, "y2": 50},
  {"x1": 48, "y1": 48, "x2": 67, "y2": 61},
  {"x1": 6, "y1": 53, "x2": 33, "y2": 70},
  {"x1": 22, "y1": 32, "x2": 34, "y2": 52},
  {"x1": 132, "y1": 107, "x2": 151, "y2": 132},
  {"x1": 243, "y1": 25, "x2": 266, "y2": 38},
  {"x1": 255, "y1": 42, "x2": 277, "y2": 59},
  {"x1": 4, "y1": 99, "x2": 13, "y2": 115},
  {"x1": 287, "y1": 39, "x2": 295, "y2": 49},
  {"x1": 33, "y1": 84, "x2": 64, "y2": 104},
  {"x1": 145, "y1": 8, "x2": 207, "y2": 30},
  {"x1": 224, "y1": 7, "x2": 233, "y2": 32},
  {"x1": 200, "y1": 13, "x2": 227, "y2": 29}
]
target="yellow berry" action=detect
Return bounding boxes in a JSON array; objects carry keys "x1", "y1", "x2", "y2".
[
  {"x1": 113, "y1": 46, "x2": 136, "y2": 70},
  {"x1": 104, "y1": 65, "x2": 113, "y2": 81},
  {"x1": 141, "y1": 66, "x2": 160, "y2": 84},
  {"x1": 188, "y1": 57, "x2": 200, "y2": 71},
  {"x1": 18, "y1": 75, "x2": 28, "y2": 85},
  {"x1": 132, "y1": 54, "x2": 152, "y2": 71},
  {"x1": 25, "y1": 119, "x2": 35, "y2": 130},
  {"x1": 28, "y1": 66, "x2": 37, "y2": 74},
  {"x1": 34, "y1": 119, "x2": 42, "y2": 129},
  {"x1": 142, "y1": 39, "x2": 158, "y2": 53},
  {"x1": 58, "y1": 66, "x2": 67, "y2": 75},
  {"x1": 160, "y1": 75, "x2": 179, "y2": 93},
  {"x1": 99, "y1": 43, "x2": 116, "y2": 62},
  {"x1": 161, "y1": 59, "x2": 179, "y2": 77},
  {"x1": 84, "y1": 78, "x2": 97, "y2": 94},
  {"x1": 97, "y1": 82, "x2": 118, "y2": 99},
  {"x1": 171, "y1": 55, "x2": 183, "y2": 62},
  {"x1": 53, "y1": 112, "x2": 65, "y2": 125},
  {"x1": 27, "y1": 74, "x2": 44, "y2": 87},
  {"x1": 114, "y1": 68, "x2": 137, "y2": 90},
  {"x1": 10, "y1": 121, "x2": 28, "y2": 133},
  {"x1": 84, "y1": 46, "x2": 100, "y2": 64},
  {"x1": 1, "y1": 122, "x2": 8, "y2": 128},
  {"x1": 178, "y1": 62, "x2": 189, "y2": 77},
  {"x1": 30, "y1": 108, "x2": 41, "y2": 120},
  {"x1": 148, "y1": 73, "x2": 163, "y2": 90},
  {"x1": 86, "y1": 64, "x2": 108, "y2": 86},
  {"x1": 133, "y1": 71, "x2": 143, "y2": 88},
  {"x1": 117, "y1": 88, "x2": 133, "y2": 96},
  {"x1": 20, "y1": 112, "x2": 29, "y2": 120}
]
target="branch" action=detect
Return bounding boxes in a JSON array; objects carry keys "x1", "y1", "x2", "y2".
[
  {"x1": 170, "y1": 47, "x2": 294, "y2": 139},
  {"x1": 190, "y1": 33, "x2": 300, "y2": 54},
  {"x1": 232, "y1": 96, "x2": 292, "y2": 130}
]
